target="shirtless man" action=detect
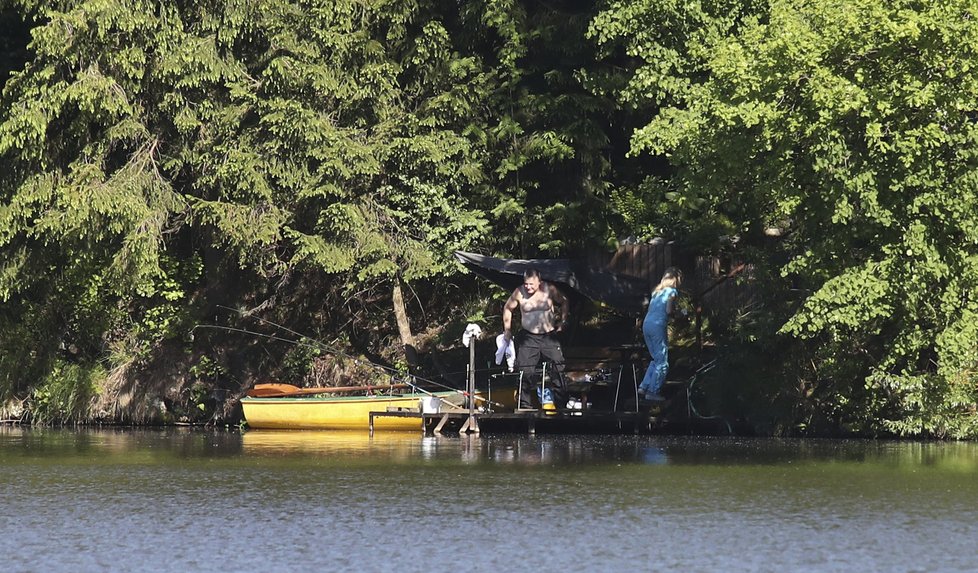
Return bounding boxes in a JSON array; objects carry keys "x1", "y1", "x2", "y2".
[{"x1": 503, "y1": 268, "x2": 570, "y2": 410}]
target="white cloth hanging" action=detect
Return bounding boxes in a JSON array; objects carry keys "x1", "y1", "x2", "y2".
[
  {"x1": 494, "y1": 333, "x2": 516, "y2": 371},
  {"x1": 461, "y1": 323, "x2": 483, "y2": 347}
]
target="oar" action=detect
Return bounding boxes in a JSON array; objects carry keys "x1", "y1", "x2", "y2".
[{"x1": 246, "y1": 382, "x2": 413, "y2": 398}]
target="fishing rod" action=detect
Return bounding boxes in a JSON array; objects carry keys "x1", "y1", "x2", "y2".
[
  {"x1": 213, "y1": 307, "x2": 432, "y2": 385},
  {"x1": 194, "y1": 322, "x2": 498, "y2": 408},
  {"x1": 216, "y1": 306, "x2": 521, "y2": 380},
  {"x1": 194, "y1": 314, "x2": 507, "y2": 409}
]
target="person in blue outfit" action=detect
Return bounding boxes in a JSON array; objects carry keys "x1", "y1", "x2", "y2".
[{"x1": 638, "y1": 267, "x2": 683, "y2": 402}]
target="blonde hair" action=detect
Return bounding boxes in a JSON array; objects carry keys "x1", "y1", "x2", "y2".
[{"x1": 652, "y1": 267, "x2": 682, "y2": 294}]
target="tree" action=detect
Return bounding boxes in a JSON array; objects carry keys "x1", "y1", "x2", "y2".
[
  {"x1": 477, "y1": 0, "x2": 626, "y2": 256},
  {"x1": 595, "y1": 0, "x2": 978, "y2": 437},
  {"x1": 0, "y1": 0, "x2": 497, "y2": 414},
  {"x1": 589, "y1": 0, "x2": 766, "y2": 244}
]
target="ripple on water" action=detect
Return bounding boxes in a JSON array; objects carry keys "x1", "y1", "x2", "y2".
[{"x1": 2, "y1": 429, "x2": 978, "y2": 572}]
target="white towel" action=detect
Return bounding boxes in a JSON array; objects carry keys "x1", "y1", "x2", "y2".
[
  {"x1": 462, "y1": 323, "x2": 483, "y2": 347},
  {"x1": 494, "y1": 334, "x2": 516, "y2": 371}
]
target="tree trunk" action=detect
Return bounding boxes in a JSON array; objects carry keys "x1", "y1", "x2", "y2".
[{"x1": 391, "y1": 280, "x2": 419, "y2": 371}]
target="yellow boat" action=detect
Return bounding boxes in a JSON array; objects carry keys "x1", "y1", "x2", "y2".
[{"x1": 240, "y1": 390, "x2": 461, "y2": 431}]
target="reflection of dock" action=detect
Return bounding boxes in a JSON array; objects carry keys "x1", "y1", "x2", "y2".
[{"x1": 369, "y1": 409, "x2": 664, "y2": 435}]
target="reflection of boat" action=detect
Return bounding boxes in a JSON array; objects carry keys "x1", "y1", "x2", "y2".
[
  {"x1": 241, "y1": 430, "x2": 425, "y2": 456},
  {"x1": 240, "y1": 391, "x2": 460, "y2": 431}
]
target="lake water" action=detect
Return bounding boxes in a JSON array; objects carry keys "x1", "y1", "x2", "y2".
[{"x1": 2, "y1": 427, "x2": 978, "y2": 572}]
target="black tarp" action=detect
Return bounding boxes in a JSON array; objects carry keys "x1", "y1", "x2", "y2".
[{"x1": 454, "y1": 251, "x2": 650, "y2": 315}]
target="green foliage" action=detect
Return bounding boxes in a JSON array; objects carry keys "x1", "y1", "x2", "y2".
[
  {"x1": 5, "y1": 0, "x2": 974, "y2": 438},
  {"x1": 0, "y1": 0, "x2": 635, "y2": 418},
  {"x1": 30, "y1": 360, "x2": 104, "y2": 424},
  {"x1": 590, "y1": 0, "x2": 765, "y2": 111},
  {"x1": 0, "y1": 0, "x2": 505, "y2": 404},
  {"x1": 188, "y1": 355, "x2": 226, "y2": 381},
  {"x1": 280, "y1": 339, "x2": 322, "y2": 381},
  {"x1": 601, "y1": 0, "x2": 978, "y2": 436},
  {"x1": 589, "y1": 0, "x2": 769, "y2": 250},
  {"x1": 463, "y1": 0, "x2": 627, "y2": 256}
]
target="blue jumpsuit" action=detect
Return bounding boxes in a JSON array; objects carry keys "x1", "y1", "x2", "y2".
[{"x1": 639, "y1": 287, "x2": 677, "y2": 397}]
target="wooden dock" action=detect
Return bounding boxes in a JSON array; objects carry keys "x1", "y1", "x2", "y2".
[{"x1": 367, "y1": 356, "x2": 727, "y2": 436}]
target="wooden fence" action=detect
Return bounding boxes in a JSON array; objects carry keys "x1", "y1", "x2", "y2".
[
  {"x1": 585, "y1": 240, "x2": 671, "y2": 287},
  {"x1": 586, "y1": 241, "x2": 757, "y2": 314}
]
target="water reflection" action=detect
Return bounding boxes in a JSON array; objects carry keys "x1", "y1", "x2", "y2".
[
  {"x1": 5, "y1": 427, "x2": 978, "y2": 573},
  {"x1": 6, "y1": 426, "x2": 978, "y2": 473},
  {"x1": 239, "y1": 430, "x2": 675, "y2": 467},
  {"x1": 237, "y1": 430, "x2": 978, "y2": 472},
  {"x1": 241, "y1": 429, "x2": 422, "y2": 458},
  {"x1": 0, "y1": 425, "x2": 244, "y2": 461}
]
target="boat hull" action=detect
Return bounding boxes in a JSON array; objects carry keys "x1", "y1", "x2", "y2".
[{"x1": 241, "y1": 392, "x2": 457, "y2": 431}]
